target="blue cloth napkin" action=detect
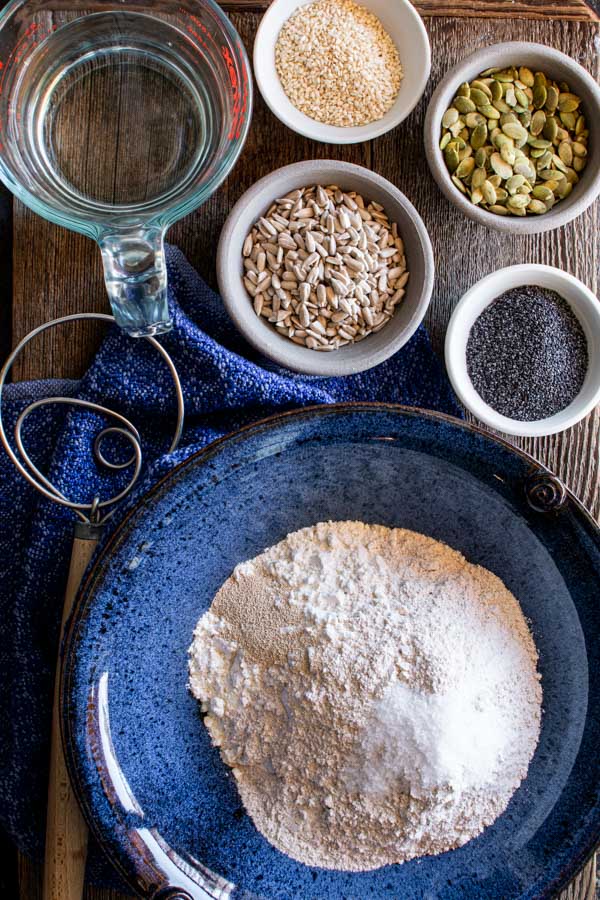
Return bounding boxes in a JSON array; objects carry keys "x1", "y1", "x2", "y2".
[{"x1": 0, "y1": 245, "x2": 461, "y2": 887}]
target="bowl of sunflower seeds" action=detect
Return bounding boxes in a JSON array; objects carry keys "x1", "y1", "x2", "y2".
[
  {"x1": 424, "y1": 42, "x2": 600, "y2": 233},
  {"x1": 217, "y1": 160, "x2": 434, "y2": 375}
]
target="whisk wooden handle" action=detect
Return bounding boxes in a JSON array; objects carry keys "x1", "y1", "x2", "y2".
[{"x1": 43, "y1": 531, "x2": 99, "y2": 900}]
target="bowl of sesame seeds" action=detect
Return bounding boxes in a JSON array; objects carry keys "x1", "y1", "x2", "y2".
[
  {"x1": 253, "y1": 0, "x2": 431, "y2": 144},
  {"x1": 217, "y1": 160, "x2": 434, "y2": 375}
]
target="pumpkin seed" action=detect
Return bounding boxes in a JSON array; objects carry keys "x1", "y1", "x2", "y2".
[
  {"x1": 493, "y1": 99, "x2": 511, "y2": 114},
  {"x1": 479, "y1": 104, "x2": 501, "y2": 119},
  {"x1": 533, "y1": 84, "x2": 547, "y2": 109},
  {"x1": 519, "y1": 67, "x2": 535, "y2": 87},
  {"x1": 471, "y1": 80, "x2": 492, "y2": 97},
  {"x1": 457, "y1": 82, "x2": 471, "y2": 97},
  {"x1": 475, "y1": 148, "x2": 488, "y2": 168},
  {"x1": 451, "y1": 175, "x2": 467, "y2": 194},
  {"x1": 500, "y1": 143, "x2": 517, "y2": 165},
  {"x1": 502, "y1": 121, "x2": 528, "y2": 145},
  {"x1": 543, "y1": 116, "x2": 559, "y2": 143},
  {"x1": 572, "y1": 141, "x2": 587, "y2": 157},
  {"x1": 507, "y1": 193, "x2": 530, "y2": 210},
  {"x1": 470, "y1": 123, "x2": 488, "y2": 149},
  {"x1": 488, "y1": 174, "x2": 502, "y2": 189},
  {"x1": 470, "y1": 188, "x2": 484, "y2": 205},
  {"x1": 471, "y1": 167, "x2": 487, "y2": 189},
  {"x1": 551, "y1": 154, "x2": 568, "y2": 174},
  {"x1": 532, "y1": 185, "x2": 554, "y2": 202},
  {"x1": 465, "y1": 112, "x2": 486, "y2": 128},
  {"x1": 490, "y1": 80, "x2": 503, "y2": 102},
  {"x1": 560, "y1": 111, "x2": 577, "y2": 130},
  {"x1": 530, "y1": 110, "x2": 546, "y2": 135},
  {"x1": 539, "y1": 169, "x2": 566, "y2": 181},
  {"x1": 445, "y1": 148, "x2": 460, "y2": 172},
  {"x1": 455, "y1": 96, "x2": 476, "y2": 114},
  {"x1": 513, "y1": 158, "x2": 536, "y2": 181},
  {"x1": 573, "y1": 155, "x2": 587, "y2": 172},
  {"x1": 506, "y1": 174, "x2": 526, "y2": 194},
  {"x1": 528, "y1": 199, "x2": 547, "y2": 214},
  {"x1": 493, "y1": 70, "x2": 517, "y2": 83},
  {"x1": 455, "y1": 157, "x2": 476, "y2": 178},
  {"x1": 528, "y1": 137, "x2": 552, "y2": 150},
  {"x1": 471, "y1": 88, "x2": 491, "y2": 107},
  {"x1": 545, "y1": 85, "x2": 559, "y2": 112},
  {"x1": 558, "y1": 92, "x2": 580, "y2": 113},
  {"x1": 514, "y1": 88, "x2": 529, "y2": 108},
  {"x1": 481, "y1": 180, "x2": 497, "y2": 205},
  {"x1": 488, "y1": 204, "x2": 509, "y2": 215},
  {"x1": 519, "y1": 109, "x2": 532, "y2": 128},
  {"x1": 558, "y1": 181, "x2": 573, "y2": 199},
  {"x1": 439, "y1": 132, "x2": 452, "y2": 150},
  {"x1": 490, "y1": 152, "x2": 513, "y2": 179},
  {"x1": 442, "y1": 108, "x2": 459, "y2": 128}
]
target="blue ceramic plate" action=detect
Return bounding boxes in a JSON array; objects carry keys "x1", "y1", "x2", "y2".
[{"x1": 62, "y1": 405, "x2": 600, "y2": 900}]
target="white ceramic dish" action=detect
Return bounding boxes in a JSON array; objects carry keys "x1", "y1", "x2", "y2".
[
  {"x1": 217, "y1": 160, "x2": 434, "y2": 376},
  {"x1": 445, "y1": 265, "x2": 600, "y2": 437},
  {"x1": 424, "y1": 43, "x2": 600, "y2": 234},
  {"x1": 253, "y1": 0, "x2": 431, "y2": 144}
]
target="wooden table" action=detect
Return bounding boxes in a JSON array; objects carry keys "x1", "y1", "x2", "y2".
[{"x1": 1, "y1": 0, "x2": 598, "y2": 897}]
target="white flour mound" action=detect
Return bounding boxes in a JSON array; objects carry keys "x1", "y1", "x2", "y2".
[{"x1": 188, "y1": 521, "x2": 542, "y2": 871}]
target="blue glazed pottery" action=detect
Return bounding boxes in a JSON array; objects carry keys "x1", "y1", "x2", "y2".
[{"x1": 61, "y1": 405, "x2": 600, "y2": 899}]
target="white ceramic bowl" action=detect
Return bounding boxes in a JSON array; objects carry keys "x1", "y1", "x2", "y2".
[
  {"x1": 253, "y1": 0, "x2": 431, "y2": 144},
  {"x1": 445, "y1": 265, "x2": 600, "y2": 437},
  {"x1": 425, "y1": 43, "x2": 600, "y2": 234},
  {"x1": 217, "y1": 160, "x2": 434, "y2": 376}
]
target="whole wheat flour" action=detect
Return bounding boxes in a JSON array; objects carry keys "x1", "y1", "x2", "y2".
[{"x1": 188, "y1": 521, "x2": 542, "y2": 871}]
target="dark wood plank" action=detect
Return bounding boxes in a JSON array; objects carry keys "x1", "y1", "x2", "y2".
[
  {"x1": 0, "y1": 184, "x2": 12, "y2": 367},
  {"x1": 9, "y1": 8, "x2": 599, "y2": 900},
  {"x1": 220, "y1": 0, "x2": 599, "y2": 21}
]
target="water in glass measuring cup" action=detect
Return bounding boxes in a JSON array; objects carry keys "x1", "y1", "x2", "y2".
[{"x1": 0, "y1": 1, "x2": 251, "y2": 335}]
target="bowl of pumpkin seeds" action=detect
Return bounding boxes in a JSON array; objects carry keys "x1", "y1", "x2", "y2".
[{"x1": 424, "y1": 42, "x2": 600, "y2": 232}]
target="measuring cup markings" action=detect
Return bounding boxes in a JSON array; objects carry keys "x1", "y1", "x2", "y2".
[{"x1": 223, "y1": 44, "x2": 248, "y2": 142}]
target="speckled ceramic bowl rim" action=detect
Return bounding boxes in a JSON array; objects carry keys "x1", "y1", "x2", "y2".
[
  {"x1": 217, "y1": 160, "x2": 435, "y2": 376},
  {"x1": 60, "y1": 402, "x2": 600, "y2": 900},
  {"x1": 424, "y1": 42, "x2": 600, "y2": 234},
  {"x1": 252, "y1": 0, "x2": 431, "y2": 144}
]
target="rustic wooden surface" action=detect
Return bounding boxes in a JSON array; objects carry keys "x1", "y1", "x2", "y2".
[
  {"x1": 3, "y1": 2, "x2": 598, "y2": 899},
  {"x1": 220, "y1": 0, "x2": 599, "y2": 20}
]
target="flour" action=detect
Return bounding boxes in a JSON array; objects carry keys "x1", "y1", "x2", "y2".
[{"x1": 188, "y1": 521, "x2": 542, "y2": 871}]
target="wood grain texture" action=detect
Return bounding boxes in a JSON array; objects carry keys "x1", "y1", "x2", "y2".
[
  {"x1": 43, "y1": 535, "x2": 98, "y2": 900},
  {"x1": 220, "y1": 0, "x2": 599, "y2": 22},
  {"x1": 11, "y1": 8, "x2": 599, "y2": 900}
]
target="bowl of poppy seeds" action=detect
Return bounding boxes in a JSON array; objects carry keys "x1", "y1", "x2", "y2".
[{"x1": 445, "y1": 265, "x2": 600, "y2": 437}]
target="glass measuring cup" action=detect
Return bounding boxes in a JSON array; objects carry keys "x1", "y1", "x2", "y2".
[{"x1": 0, "y1": 0, "x2": 252, "y2": 335}]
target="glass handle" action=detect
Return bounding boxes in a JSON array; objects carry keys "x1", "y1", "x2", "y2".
[{"x1": 98, "y1": 228, "x2": 172, "y2": 337}]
